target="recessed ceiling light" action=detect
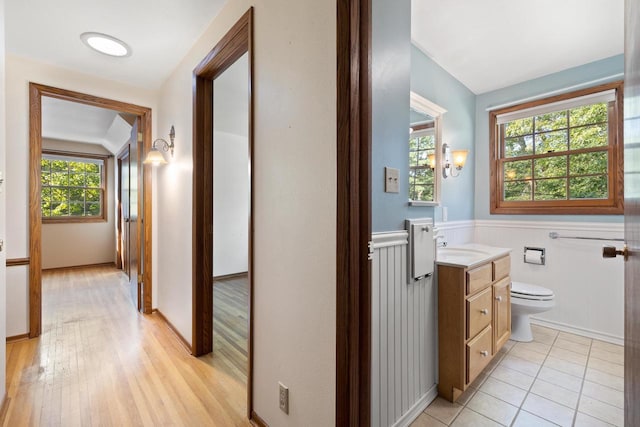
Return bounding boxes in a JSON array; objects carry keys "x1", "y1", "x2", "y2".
[{"x1": 80, "y1": 32, "x2": 131, "y2": 57}]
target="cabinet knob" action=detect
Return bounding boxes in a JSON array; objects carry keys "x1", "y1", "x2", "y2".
[
  {"x1": 480, "y1": 308, "x2": 489, "y2": 315},
  {"x1": 480, "y1": 350, "x2": 489, "y2": 357},
  {"x1": 495, "y1": 296, "x2": 502, "y2": 302}
]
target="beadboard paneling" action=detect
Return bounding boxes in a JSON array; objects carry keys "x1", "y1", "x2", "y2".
[{"x1": 372, "y1": 232, "x2": 437, "y2": 427}]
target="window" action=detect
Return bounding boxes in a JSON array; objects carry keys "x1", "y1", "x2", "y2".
[
  {"x1": 489, "y1": 81, "x2": 623, "y2": 215},
  {"x1": 409, "y1": 123, "x2": 437, "y2": 202},
  {"x1": 41, "y1": 151, "x2": 107, "y2": 222}
]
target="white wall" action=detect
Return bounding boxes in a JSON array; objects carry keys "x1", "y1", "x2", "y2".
[
  {"x1": 213, "y1": 131, "x2": 249, "y2": 276},
  {"x1": 156, "y1": 1, "x2": 336, "y2": 425},
  {"x1": 5, "y1": 54, "x2": 158, "y2": 335},
  {"x1": 41, "y1": 139, "x2": 116, "y2": 269},
  {"x1": 436, "y1": 220, "x2": 625, "y2": 344},
  {"x1": 0, "y1": 0, "x2": 8, "y2": 403}
]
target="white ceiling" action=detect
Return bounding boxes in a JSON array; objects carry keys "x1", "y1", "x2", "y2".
[
  {"x1": 411, "y1": 0, "x2": 624, "y2": 94},
  {"x1": 42, "y1": 97, "x2": 133, "y2": 154},
  {"x1": 6, "y1": 0, "x2": 226, "y2": 90}
]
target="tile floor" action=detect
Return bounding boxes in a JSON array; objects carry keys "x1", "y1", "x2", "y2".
[{"x1": 411, "y1": 325, "x2": 624, "y2": 427}]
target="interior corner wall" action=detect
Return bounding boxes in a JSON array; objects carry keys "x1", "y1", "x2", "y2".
[
  {"x1": 41, "y1": 139, "x2": 116, "y2": 269},
  {"x1": 155, "y1": 1, "x2": 336, "y2": 425},
  {"x1": 4, "y1": 55, "x2": 158, "y2": 336},
  {"x1": 371, "y1": 0, "x2": 411, "y2": 232},
  {"x1": 0, "y1": 0, "x2": 8, "y2": 403},
  {"x1": 410, "y1": 45, "x2": 476, "y2": 224},
  {"x1": 474, "y1": 54, "x2": 625, "y2": 223}
]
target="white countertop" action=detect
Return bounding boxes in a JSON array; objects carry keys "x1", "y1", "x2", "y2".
[{"x1": 436, "y1": 243, "x2": 512, "y2": 269}]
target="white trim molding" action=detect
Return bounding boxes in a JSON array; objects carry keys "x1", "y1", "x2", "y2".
[
  {"x1": 531, "y1": 318, "x2": 624, "y2": 346},
  {"x1": 474, "y1": 219, "x2": 623, "y2": 234},
  {"x1": 371, "y1": 231, "x2": 408, "y2": 249}
]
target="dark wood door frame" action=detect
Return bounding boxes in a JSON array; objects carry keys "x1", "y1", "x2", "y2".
[
  {"x1": 191, "y1": 7, "x2": 255, "y2": 419},
  {"x1": 336, "y1": 0, "x2": 372, "y2": 425},
  {"x1": 29, "y1": 83, "x2": 154, "y2": 338}
]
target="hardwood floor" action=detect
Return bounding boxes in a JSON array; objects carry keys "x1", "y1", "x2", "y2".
[
  {"x1": 2, "y1": 266, "x2": 250, "y2": 426},
  {"x1": 201, "y1": 275, "x2": 249, "y2": 386}
]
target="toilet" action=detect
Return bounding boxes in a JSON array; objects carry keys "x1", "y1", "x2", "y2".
[{"x1": 510, "y1": 281, "x2": 555, "y2": 342}]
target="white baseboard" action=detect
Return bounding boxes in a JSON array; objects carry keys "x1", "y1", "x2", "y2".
[
  {"x1": 392, "y1": 384, "x2": 438, "y2": 427},
  {"x1": 530, "y1": 317, "x2": 623, "y2": 346}
]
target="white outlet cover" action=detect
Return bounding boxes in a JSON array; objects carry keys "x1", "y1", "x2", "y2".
[{"x1": 385, "y1": 167, "x2": 400, "y2": 193}]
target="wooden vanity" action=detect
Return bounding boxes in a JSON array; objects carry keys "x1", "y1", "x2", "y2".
[{"x1": 436, "y1": 245, "x2": 512, "y2": 402}]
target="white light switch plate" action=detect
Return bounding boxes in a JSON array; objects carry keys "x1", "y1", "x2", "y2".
[{"x1": 385, "y1": 167, "x2": 399, "y2": 193}]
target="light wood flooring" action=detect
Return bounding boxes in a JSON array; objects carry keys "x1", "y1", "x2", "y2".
[{"x1": 2, "y1": 266, "x2": 250, "y2": 426}]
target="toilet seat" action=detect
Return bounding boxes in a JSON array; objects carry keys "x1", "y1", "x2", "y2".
[{"x1": 511, "y1": 281, "x2": 554, "y2": 301}]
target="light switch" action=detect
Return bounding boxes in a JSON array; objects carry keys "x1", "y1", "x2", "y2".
[{"x1": 385, "y1": 167, "x2": 399, "y2": 193}]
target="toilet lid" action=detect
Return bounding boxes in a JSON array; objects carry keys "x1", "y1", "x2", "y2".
[{"x1": 511, "y1": 281, "x2": 554, "y2": 298}]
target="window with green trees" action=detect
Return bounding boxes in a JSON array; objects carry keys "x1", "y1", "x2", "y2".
[
  {"x1": 41, "y1": 152, "x2": 106, "y2": 221},
  {"x1": 409, "y1": 125, "x2": 436, "y2": 202},
  {"x1": 489, "y1": 82, "x2": 623, "y2": 215}
]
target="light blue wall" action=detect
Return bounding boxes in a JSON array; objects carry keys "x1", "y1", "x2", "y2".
[
  {"x1": 474, "y1": 55, "x2": 625, "y2": 222},
  {"x1": 372, "y1": 0, "x2": 411, "y2": 232},
  {"x1": 410, "y1": 45, "x2": 476, "y2": 224}
]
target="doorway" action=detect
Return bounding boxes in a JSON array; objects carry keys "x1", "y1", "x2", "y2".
[{"x1": 29, "y1": 83, "x2": 153, "y2": 337}]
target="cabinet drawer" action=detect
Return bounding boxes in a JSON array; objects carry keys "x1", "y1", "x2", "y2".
[
  {"x1": 466, "y1": 326, "x2": 493, "y2": 385},
  {"x1": 493, "y1": 255, "x2": 510, "y2": 281},
  {"x1": 466, "y1": 263, "x2": 492, "y2": 295},
  {"x1": 466, "y1": 287, "x2": 492, "y2": 339}
]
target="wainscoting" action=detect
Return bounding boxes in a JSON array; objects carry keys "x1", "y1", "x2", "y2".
[{"x1": 371, "y1": 231, "x2": 437, "y2": 427}]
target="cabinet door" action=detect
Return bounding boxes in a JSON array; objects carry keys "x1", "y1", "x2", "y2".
[{"x1": 493, "y1": 277, "x2": 511, "y2": 352}]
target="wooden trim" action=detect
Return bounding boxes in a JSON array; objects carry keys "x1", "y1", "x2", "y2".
[
  {"x1": 489, "y1": 81, "x2": 624, "y2": 215},
  {"x1": 213, "y1": 272, "x2": 249, "y2": 281},
  {"x1": 6, "y1": 333, "x2": 30, "y2": 343},
  {"x1": 192, "y1": 7, "x2": 254, "y2": 420},
  {"x1": 154, "y1": 309, "x2": 193, "y2": 353},
  {"x1": 336, "y1": 0, "x2": 372, "y2": 425},
  {"x1": 250, "y1": 410, "x2": 269, "y2": 427},
  {"x1": 29, "y1": 83, "x2": 153, "y2": 338},
  {"x1": 411, "y1": 122, "x2": 435, "y2": 131},
  {"x1": 0, "y1": 392, "x2": 8, "y2": 423},
  {"x1": 42, "y1": 262, "x2": 116, "y2": 272},
  {"x1": 6, "y1": 258, "x2": 30, "y2": 267}
]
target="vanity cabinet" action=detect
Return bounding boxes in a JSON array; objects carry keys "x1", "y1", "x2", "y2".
[{"x1": 437, "y1": 255, "x2": 511, "y2": 402}]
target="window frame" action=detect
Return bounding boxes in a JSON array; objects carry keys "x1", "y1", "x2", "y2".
[
  {"x1": 409, "y1": 122, "x2": 438, "y2": 205},
  {"x1": 489, "y1": 81, "x2": 624, "y2": 215},
  {"x1": 41, "y1": 149, "x2": 109, "y2": 224}
]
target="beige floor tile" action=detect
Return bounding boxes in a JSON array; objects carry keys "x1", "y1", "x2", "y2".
[
  {"x1": 585, "y1": 368, "x2": 624, "y2": 392},
  {"x1": 501, "y1": 340, "x2": 516, "y2": 351},
  {"x1": 588, "y1": 357, "x2": 624, "y2": 378},
  {"x1": 512, "y1": 341, "x2": 552, "y2": 356},
  {"x1": 411, "y1": 413, "x2": 448, "y2": 427},
  {"x1": 591, "y1": 340, "x2": 623, "y2": 355},
  {"x1": 574, "y1": 411, "x2": 616, "y2": 426},
  {"x1": 578, "y1": 395, "x2": 624, "y2": 427},
  {"x1": 466, "y1": 391, "x2": 518, "y2": 426},
  {"x1": 456, "y1": 385, "x2": 477, "y2": 406},
  {"x1": 424, "y1": 397, "x2": 463, "y2": 425},
  {"x1": 532, "y1": 331, "x2": 557, "y2": 345},
  {"x1": 468, "y1": 371, "x2": 489, "y2": 390},
  {"x1": 548, "y1": 346, "x2": 588, "y2": 366},
  {"x1": 589, "y1": 347, "x2": 624, "y2": 366},
  {"x1": 543, "y1": 356, "x2": 586, "y2": 378},
  {"x1": 530, "y1": 378, "x2": 579, "y2": 409},
  {"x1": 537, "y1": 366, "x2": 583, "y2": 392},
  {"x1": 509, "y1": 345, "x2": 548, "y2": 364},
  {"x1": 581, "y1": 381, "x2": 624, "y2": 409},
  {"x1": 499, "y1": 355, "x2": 541, "y2": 377},
  {"x1": 557, "y1": 331, "x2": 592, "y2": 346},
  {"x1": 522, "y1": 394, "x2": 575, "y2": 427},
  {"x1": 531, "y1": 324, "x2": 559, "y2": 337},
  {"x1": 490, "y1": 365, "x2": 535, "y2": 390},
  {"x1": 450, "y1": 408, "x2": 501, "y2": 427},
  {"x1": 479, "y1": 377, "x2": 527, "y2": 407},
  {"x1": 553, "y1": 337, "x2": 591, "y2": 355},
  {"x1": 512, "y1": 410, "x2": 559, "y2": 427}
]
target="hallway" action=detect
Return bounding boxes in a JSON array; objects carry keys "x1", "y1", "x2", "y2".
[{"x1": 1, "y1": 266, "x2": 249, "y2": 426}]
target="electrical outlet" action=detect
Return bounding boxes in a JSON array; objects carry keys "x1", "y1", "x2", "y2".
[
  {"x1": 385, "y1": 167, "x2": 400, "y2": 193},
  {"x1": 279, "y1": 382, "x2": 289, "y2": 414}
]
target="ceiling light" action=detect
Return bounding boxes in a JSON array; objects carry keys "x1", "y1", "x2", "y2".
[{"x1": 80, "y1": 32, "x2": 131, "y2": 57}]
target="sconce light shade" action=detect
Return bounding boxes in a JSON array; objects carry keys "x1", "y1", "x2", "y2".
[
  {"x1": 143, "y1": 125, "x2": 175, "y2": 166},
  {"x1": 143, "y1": 147, "x2": 168, "y2": 165},
  {"x1": 452, "y1": 150, "x2": 468, "y2": 170},
  {"x1": 427, "y1": 153, "x2": 436, "y2": 170}
]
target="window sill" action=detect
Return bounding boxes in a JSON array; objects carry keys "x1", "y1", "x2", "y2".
[
  {"x1": 409, "y1": 200, "x2": 440, "y2": 207},
  {"x1": 42, "y1": 217, "x2": 107, "y2": 224}
]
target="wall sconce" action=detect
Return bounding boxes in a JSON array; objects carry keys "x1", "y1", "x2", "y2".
[
  {"x1": 143, "y1": 125, "x2": 175, "y2": 166},
  {"x1": 442, "y1": 143, "x2": 468, "y2": 178}
]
